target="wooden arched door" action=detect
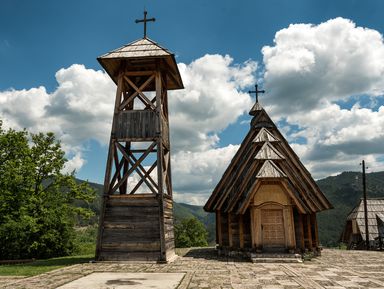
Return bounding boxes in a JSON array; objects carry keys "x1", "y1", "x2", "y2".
[{"x1": 261, "y1": 207, "x2": 285, "y2": 250}]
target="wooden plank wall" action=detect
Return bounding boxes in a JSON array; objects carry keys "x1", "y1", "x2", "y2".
[
  {"x1": 98, "y1": 195, "x2": 162, "y2": 261},
  {"x1": 219, "y1": 210, "x2": 255, "y2": 250},
  {"x1": 116, "y1": 111, "x2": 160, "y2": 139},
  {"x1": 163, "y1": 196, "x2": 175, "y2": 259}
]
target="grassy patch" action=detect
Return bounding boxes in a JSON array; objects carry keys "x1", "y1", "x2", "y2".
[{"x1": 0, "y1": 254, "x2": 94, "y2": 277}]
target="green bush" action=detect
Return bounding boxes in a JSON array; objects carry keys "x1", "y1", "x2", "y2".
[
  {"x1": 174, "y1": 217, "x2": 208, "y2": 248},
  {"x1": 72, "y1": 225, "x2": 98, "y2": 255}
]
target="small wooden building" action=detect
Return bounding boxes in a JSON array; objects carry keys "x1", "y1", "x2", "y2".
[
  {"x1": 340, "y1": 198, "x2": 384, "y2": 249},
  {"x1": 204, "y1": 99, "x2": 333, "y2": 255}
]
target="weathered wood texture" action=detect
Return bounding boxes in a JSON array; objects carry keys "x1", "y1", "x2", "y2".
[
  {"x1": 116, "y1": 110, "x2": 159, "y2": 140},
  {"x1": 98, "y1": 195, "x2": 164, "y2": 261},
  {"x1": 161, "y1": 116, "x2": 170, "y2": 147},
  {"x1": 163, "y1": 196, "x2": 175, "y2": 259}
]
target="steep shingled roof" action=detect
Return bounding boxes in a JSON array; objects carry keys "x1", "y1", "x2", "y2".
[
  {"x1": 347, "y1": 198, "x2": 384, "y2": 241},
  {"x1": 204, "y1": 103, "x2": 333, "y2": 214}
]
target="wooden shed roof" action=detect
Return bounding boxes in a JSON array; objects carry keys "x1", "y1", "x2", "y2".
[
  {"x1": 347, "y1": 198, "x2": 384, "y2": 241},
  {"x1": 98, "y1": 37, "x2": 183, "y2": 90},
  {"x1": 204, "y1": 102, "x2": 333, "y2": 214}
]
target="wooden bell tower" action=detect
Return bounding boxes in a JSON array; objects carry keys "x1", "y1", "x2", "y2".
[{"x1": 95, "y1": 12, "x2": 183, "y2": 262}]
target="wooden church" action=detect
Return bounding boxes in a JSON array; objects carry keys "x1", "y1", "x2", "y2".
[
  {"x1": 204, "y1": 86, "x2": 333, "y2": 255},
  {"x1": 95, "y1": 12, "x2": 183, "y2": 262}
]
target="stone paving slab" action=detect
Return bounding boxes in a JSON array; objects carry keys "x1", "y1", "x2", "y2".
[
  {"x1": 1, "y1": 249, "x2": 384, "y2": 289},
  {"x1": 56, "y1": 272, "x2": 185, "y2": 289}
]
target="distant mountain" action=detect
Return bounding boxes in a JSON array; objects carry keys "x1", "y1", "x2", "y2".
[{"x1": 78, "y1": 170, "x2": 384, "y2": 247}]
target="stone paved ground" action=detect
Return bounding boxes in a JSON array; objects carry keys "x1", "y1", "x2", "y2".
[{"x1": 1, "y1": 248, "x2": 384, "y2": 289}]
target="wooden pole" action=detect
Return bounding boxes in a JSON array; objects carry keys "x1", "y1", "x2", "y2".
[
  {"x1": 156, "y1": 67, "x2": 166, "y2": 261},
  {"x1": 361, "y1": 160, "x2": 370, "y2": 250}
]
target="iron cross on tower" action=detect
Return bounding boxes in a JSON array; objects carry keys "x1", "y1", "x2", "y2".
[
  {"x1": 248, "y1": 84, "x2": 265, "y2": 103},
  {"x1": 135, "y1": 10, "x2": 156, "y2": 38}
]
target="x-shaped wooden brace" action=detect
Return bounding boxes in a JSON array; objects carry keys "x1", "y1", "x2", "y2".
[
  {"x1": 115, "y1": 142, "x2": 158, "y2": 194},
  {"x1": 119, "y1": 75, "x2": 157, "y2": 111},
  {"x1": 110, "y1": 141, "x2": 157, "y2": 193}
]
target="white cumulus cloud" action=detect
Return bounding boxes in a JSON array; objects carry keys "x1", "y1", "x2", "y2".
[
  {"x1": 262, "y1": 17, "x2": 384, "y2": 115},
  {"x1": 0, "y1": 64, "x2": 116, "y2": 172},
  {"x1": 170, "y1": 54, "x2": 256, "y2": 152},
  {"x1": 262, "y1": 17, "x2": 384, "y2": 179}
]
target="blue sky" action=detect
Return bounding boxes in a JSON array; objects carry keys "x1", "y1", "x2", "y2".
[{"x1": 1, "y1": 0, "x2": 384, "y2": 204}]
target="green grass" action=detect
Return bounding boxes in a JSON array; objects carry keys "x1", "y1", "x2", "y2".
[{"x1": 0, "y1": 254, "x2": 94, "y2": 277}]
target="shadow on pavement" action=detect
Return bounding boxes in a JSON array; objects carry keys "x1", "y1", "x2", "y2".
[{"x1": 183, "y1": 247, "x2": 251, "y2": 262}]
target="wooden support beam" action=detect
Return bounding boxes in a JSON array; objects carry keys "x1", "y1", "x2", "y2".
[
  {"x1": 306, "y1": 214, "x2": 313, "y2": 250},
  {"x1": 216, "y1": 210, "x2": 222, "y2": 246},
  {"x1": 254, "y1": 208, "x2": 262, "y2": 250},
  {"x1": 121, "y1": 143, "x2": 130, "y2": 194},
  {"x1": 239, "y1": 214, "x2": 244, "y2": 249},
  {"x1": 155, "y1": 67, "x2": 166, "y2": 262},
  {"x1": 298, "y1": 213, "x2": 305, "y2": 251},
  {"x1": 125, "y1": 71, "x2": 155, "y2": 76},
  {"x1": 113, "y1": 148, "x2": 123, "y2": 194},
  {"x1": 130, "y1": 149, "x2": 157, "y2": 153},
  {"x1": 228, "y1": 213, "x2": 233, "y2": 248},
  {"x1": 108, "y1": 155, "x2": 125, "y2": 194},
  {"x1": 311, "y1": 213, "x2": 319, "y2": 249}
]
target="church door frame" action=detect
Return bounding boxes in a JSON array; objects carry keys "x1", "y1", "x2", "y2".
[{"x1": 251, "y1": 202, "x2": 295, "y2": 252}]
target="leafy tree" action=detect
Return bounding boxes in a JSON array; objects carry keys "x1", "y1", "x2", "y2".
[
  {"x1": 0, "y1": 121, "x2": 95, "y2": 260},
  {"x1": 174, "y1": 217, "x2": 208, "y2": 248}
]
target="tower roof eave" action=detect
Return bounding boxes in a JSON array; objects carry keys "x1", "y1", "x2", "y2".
[{"x1": 97, "y1": 37, "x2": 184, "y2": 90}]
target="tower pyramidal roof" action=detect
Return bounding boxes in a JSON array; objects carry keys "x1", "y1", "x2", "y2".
[
  {"x1": 204, "y1": 96, "x2": 333, "y2": 214},
  {"x1": 98, "y1": 37, "x2": 183, "y2": 90}
]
